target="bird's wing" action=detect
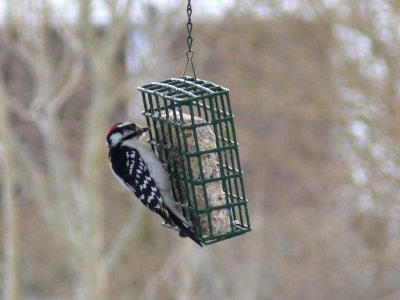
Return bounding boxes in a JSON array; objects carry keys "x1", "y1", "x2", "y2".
[
  {"x1": 110, "y1": 147, "x2": 202, "y2": 247},
  {"x1": 110, "y1": 148, "x2": 174, "y2": 224}
]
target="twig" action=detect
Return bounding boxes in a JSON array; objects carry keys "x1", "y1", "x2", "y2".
[
  {"x1": 48, "y1": 53, "x2": 83, "y2": 113},
  {"x1": 137, "y1": 252, "x2": 177, "y2": 300},
  {"x1": 105, "y1": 206, "x2": 144, "y2": 269}
]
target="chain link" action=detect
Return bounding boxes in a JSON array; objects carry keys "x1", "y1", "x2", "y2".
[
  {"x1": 182, "y1": 0, "x2": 197, "y2": 80},
  {"x1": 186, "y1": 0, "x2": 193, "y2": 53}
]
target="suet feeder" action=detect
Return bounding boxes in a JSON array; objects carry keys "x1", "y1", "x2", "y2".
[
  {"x1": 137, "y1": 1, "x2": 251, "y2": 245},
  {"x1": 138, "y1": 77, "x2": 251, "y2": 245}
]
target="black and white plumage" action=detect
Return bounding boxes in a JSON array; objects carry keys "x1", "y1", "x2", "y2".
[{"x1": 106, "y1": 122, "x2": 202, "y2": 247}]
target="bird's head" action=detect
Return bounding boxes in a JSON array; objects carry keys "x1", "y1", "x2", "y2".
[{"x1": 106, "y1": 122, "x2": 149, "y2": 148}]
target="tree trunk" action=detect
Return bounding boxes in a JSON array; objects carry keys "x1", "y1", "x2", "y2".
[{"x1": 0, "y1": 91, "x2": 20, "y2": 300}]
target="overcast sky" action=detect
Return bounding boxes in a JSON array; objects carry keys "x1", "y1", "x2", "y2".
[{"x1": 0, "y1": 1, "x2": 233, "y2": 25}]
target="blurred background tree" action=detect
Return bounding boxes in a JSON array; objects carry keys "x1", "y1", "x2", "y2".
[{"x1": 0, "y1": 0, "x2": 400, "y2": 299}]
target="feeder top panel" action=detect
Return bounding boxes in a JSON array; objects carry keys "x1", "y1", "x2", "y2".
[{"x1": 138, "y1": 77, "x2": 229, "y2": 101}]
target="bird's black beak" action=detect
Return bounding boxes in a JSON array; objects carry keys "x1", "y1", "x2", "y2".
[{"x1": 138, "y1": 126, "x2": 149, "y2": 134}]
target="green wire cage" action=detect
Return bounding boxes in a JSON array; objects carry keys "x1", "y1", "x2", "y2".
[{"x1": 138, "y1": 76, "x2": 251, "y2": 245}]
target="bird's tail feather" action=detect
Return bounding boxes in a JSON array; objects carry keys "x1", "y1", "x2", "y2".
[{"x1": 168, "y1": 211, "x2": 203, "y2": 247}]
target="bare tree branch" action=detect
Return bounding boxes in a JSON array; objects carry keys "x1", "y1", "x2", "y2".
[
  {"x1": 137, "y1": 252, "x2": 177, "y2": 300},
  {"x1": 0, "y1": 74, "x2": 20, "y2": 300},
  {"x1": 48, "y1": 53, "x2": 84, "y2": 114},
  {"x1": 105, "y1": 206, "x2": 144, "y2": 270}
]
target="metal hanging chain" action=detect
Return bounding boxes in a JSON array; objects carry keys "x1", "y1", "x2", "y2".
[{"x1": 182, "y1": 0, "x2": 197, "y2": 80}]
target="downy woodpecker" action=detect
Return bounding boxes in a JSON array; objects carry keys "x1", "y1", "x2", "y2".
[{"x1": 106, "y1": 122, "x2": 202, "y2": 247}]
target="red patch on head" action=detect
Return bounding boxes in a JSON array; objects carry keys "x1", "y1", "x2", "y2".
[{"x1": 107, "y1": 124, "x2": 119, "y2": 136}]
